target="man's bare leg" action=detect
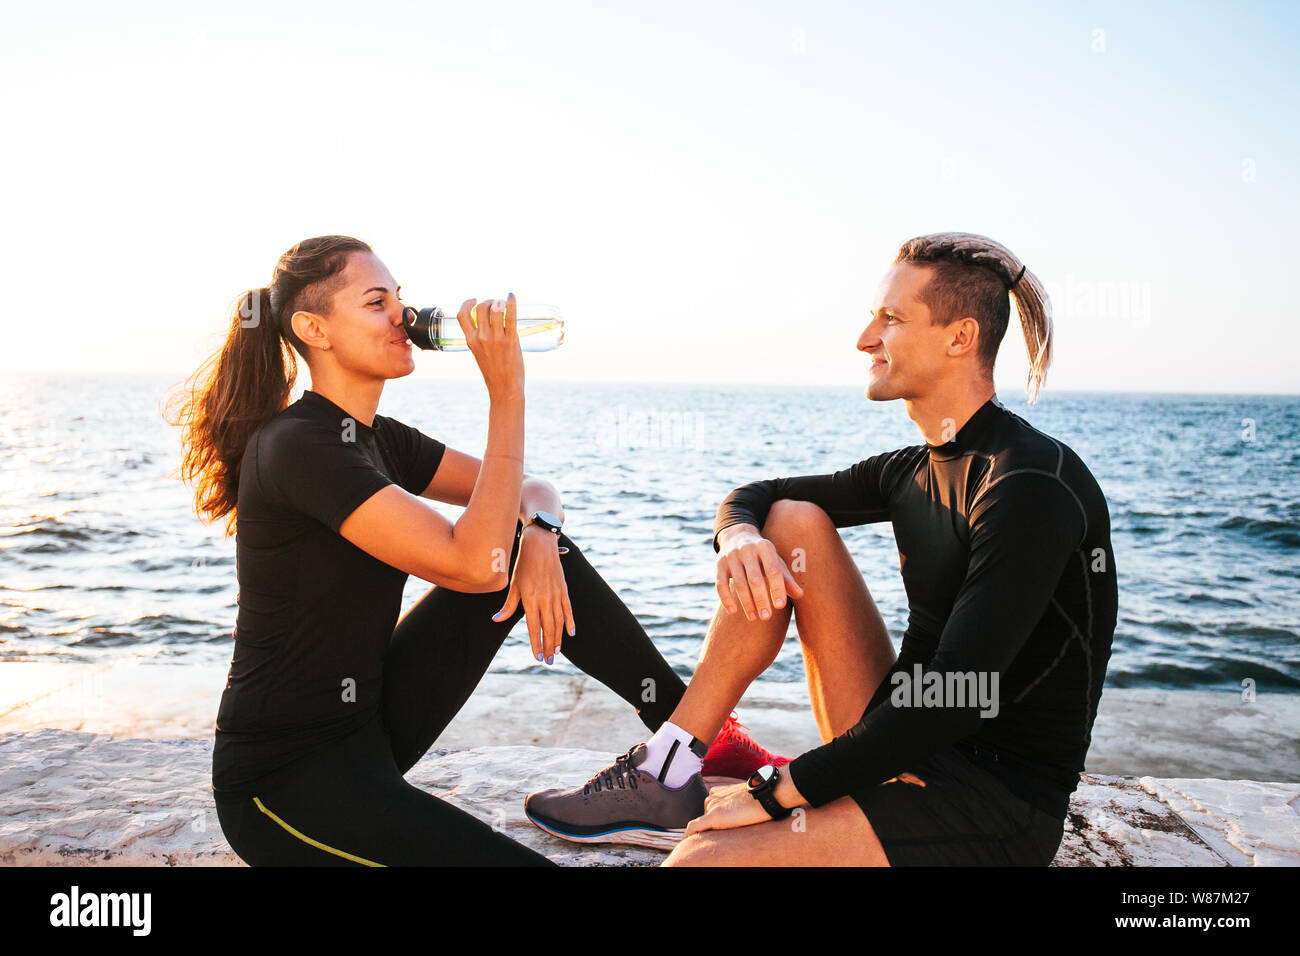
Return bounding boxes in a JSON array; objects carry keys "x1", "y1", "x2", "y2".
[
  {"x1": 663, "y1": 794, "x2": 891, "y2": 866},
  {"x1": 525, "y1": 498, "x2": 899, "y2": 864},
  {"x1": 668, "y1": 499, "x2": 897, "y2": 745},
  {"x1": 664, "y1": 499, "x2": 900, "y2": 867},
  {"x1": 784, "y1": 500, "x2": 897, "y2": 741}
]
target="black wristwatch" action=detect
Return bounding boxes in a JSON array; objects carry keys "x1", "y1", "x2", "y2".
[
  {"x1": 747, "y1": 764, "x2": 792, "y2": 820},
  {"x1": 525, "y1": 511, "x2": 563, "y2": 536}
]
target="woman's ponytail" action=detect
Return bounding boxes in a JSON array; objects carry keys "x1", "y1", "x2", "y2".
[
  {"x1": 165, "y1": 286, "x2": 298, "y2": 535},
  {"x1": 164, "y1": 234, "x2": 372, "y2": 534}
]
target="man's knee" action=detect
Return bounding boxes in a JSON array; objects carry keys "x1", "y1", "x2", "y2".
[
  {"x1": 760, "y1": 500, "x2": 849, "y2": 591},
  {"x1": 761, "y1": 499, "x2": 836, "y2": 544}
]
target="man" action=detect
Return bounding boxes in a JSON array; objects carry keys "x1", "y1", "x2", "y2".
[{"x1": 524, "y1": 232, "x2": 1118, "y2": 866}]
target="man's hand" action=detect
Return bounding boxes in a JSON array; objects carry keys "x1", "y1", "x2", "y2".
[
  {"x1": 492, "y1": 525, "x2": 575, "y2": 663},
  {"x1": 715, "y1": 524, "x2": 806, "y2": 622},
  {"x1": 684, "y1": 781, "x2": 772, "y2": 835},
  {"x1": 685, "y1": 769, "x2": 807, "y2": 835}
]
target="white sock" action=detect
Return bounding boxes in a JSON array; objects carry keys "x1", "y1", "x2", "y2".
[{"x1": 640, "y1": 720, "x2": 705, "y2": 788}]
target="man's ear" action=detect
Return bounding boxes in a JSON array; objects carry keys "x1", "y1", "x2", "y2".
[
  {"x1": 946, "y1": 317, "x2": 980, "y2": 359},
  {"x1": 291, "y1": 310, "x2": 330, "y2": 351}
]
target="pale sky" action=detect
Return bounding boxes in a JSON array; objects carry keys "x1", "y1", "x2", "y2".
[{"x1": 1, "y1": 0, "x2": 1297, "y2": 393}]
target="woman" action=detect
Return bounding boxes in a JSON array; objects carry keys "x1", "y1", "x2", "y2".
[{"x1": 167, "y1": 235, "x2": 763, "y2": 865}]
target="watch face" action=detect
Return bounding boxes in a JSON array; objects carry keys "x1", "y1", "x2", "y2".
[
  {"x1": 531, "y1": 511, "x2": 561, "y2": 532},
  {"x1": 748, "y1": 764, "x2": 775, "y2": 789}
]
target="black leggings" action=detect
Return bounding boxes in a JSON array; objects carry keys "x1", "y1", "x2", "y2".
[{"x1": 214, "y1": 524, "x2": 687, "y2": 866}]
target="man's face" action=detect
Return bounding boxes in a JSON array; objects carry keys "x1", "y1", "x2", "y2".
[{"x1": 857, "y1": 262, "x2": 952, "y2": 402}]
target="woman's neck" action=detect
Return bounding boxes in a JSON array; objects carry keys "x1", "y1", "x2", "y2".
[{"x1": 305, "y1": 367, "x2": 384, "y2": 428}]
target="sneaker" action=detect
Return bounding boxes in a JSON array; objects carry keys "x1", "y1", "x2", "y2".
[
  {"x1": 524, "y1": 743, "x2": 707, "y2": 850},
  {"x1": 702, "y1": 711, "x2": 791, "y2": 782}
]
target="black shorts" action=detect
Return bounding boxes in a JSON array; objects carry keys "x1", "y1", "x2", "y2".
[{"x1": 848, "y1": 746, "x2": 1065, "y2": 866}]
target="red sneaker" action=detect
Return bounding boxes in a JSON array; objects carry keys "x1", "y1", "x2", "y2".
[{"x1": 702, "y1": 711, "x2": 790, "y2": 781}]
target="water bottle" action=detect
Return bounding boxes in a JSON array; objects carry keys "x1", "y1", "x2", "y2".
[{"x1": 403, "y1": 303, "x2": 564, "y2": 351}]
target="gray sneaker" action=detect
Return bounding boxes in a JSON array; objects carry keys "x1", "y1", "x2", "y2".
[{"x1": 525, "y1": 743, "x2": 708, "y2": 850}]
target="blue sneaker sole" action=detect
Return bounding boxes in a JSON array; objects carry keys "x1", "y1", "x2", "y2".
[{"x1": 524, "y1": 809, "x2": 685, "y2": 850}]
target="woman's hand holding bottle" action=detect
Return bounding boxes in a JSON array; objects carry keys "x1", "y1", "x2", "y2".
[{"x1": 457, "y1": 294, "x2": 525, "y2": 400}]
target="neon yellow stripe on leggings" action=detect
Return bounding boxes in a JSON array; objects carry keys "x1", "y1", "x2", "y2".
[{"x1": 253, "y1": 796, "x2": 386, "y2": 867}]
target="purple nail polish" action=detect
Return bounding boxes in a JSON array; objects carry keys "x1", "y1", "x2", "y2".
[
  {"x1": 546, "y1": 655, "x2": 554, "y2": 665},
  {"x1": 536, "y1": 652, "x2": 543, "y2": 662}
]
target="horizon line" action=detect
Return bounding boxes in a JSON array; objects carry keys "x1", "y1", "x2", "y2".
[{"x1": 1, "y1": 367, "x2": 1297, "y2": 399}]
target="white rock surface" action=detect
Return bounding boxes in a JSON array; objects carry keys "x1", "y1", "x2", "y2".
[
  {"x1": 1055, "y1": 775, "x2": 1231, "y2": 866},
  {"x1": 3, "y1": 730, "x2": 1296, "y2": 867},
  {"x1": 1139, "y1": 777, "x2": 1300, "y2": 867},
  {"x1": 3, "y1": 661, "x2": 1297, "y2": 866}
]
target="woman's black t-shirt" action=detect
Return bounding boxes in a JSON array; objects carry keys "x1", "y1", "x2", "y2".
[{"x1": 211, "y1": 389, "x2": 446, "y2": 796}]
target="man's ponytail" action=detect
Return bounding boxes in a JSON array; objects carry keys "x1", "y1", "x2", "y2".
[
  {"x1": 1007, "y1": 265, "x2": 1052, "y2": 404},
  {"x1": 895, "y1": 232, "x2": 1054, "y2": 403},
  {"x1": 164, "y1": 235, "x2": 372, "y2": 534}
]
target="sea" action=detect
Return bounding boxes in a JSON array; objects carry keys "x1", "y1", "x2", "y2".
[{"x1": 0, "y1": 373, "x2": 1296, "y2": 693}]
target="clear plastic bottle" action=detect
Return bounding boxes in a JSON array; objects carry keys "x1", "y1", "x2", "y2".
[{"x1": 402, "y1": 303, "x2": 564, "y2": 351}]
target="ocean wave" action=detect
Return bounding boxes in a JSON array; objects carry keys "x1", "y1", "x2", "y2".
[
  {"x1": 0, "y1": 517, "x2": 148, "y2": 555},
  {"x1": 129, "y1": 613, "x2": 218, "y2": 632},
  {"x1": 64, "y1": 613, "x2": 222, "y2": 647},
  {"x1": 1217, "y1": 515, "x2": 1300, "y2": 548},
  {"x1": 1105, "y1": 660, "x2": 1268, "y2": 688},
  {"x1": 1120, "y1": 616, "x2": 1203, "y2": 635},
  {"x1": 1114, "y1": 520, "x2": 1166, "y2": 536},
  {"x1": 1124, "y1": 508, "x2": 1225, "y2": 520},
  {"x1": 69, "y1": 627, "x2": 141, "y2": 647},
  {"x1": 1172, "y1": 592, "x2": 1252, "y2": 609},
  {"x1": 0, "y1": 518, "x2": 92, "y2": 541},
  {"x1": 129, "y1": 555, "x2": 199, "y2": 574},
  {"x1": 1216, "y1": 623, "x2": 1298, "y2": 641}
]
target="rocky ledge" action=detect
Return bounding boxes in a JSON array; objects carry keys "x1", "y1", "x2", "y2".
[{"x1": 2, "y1": 730, "x2": 1296, "y2": 867}]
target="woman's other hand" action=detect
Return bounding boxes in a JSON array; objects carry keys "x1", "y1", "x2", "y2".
[{"x1": 492, "y1": 525, "x2": 575, "y2": 664}]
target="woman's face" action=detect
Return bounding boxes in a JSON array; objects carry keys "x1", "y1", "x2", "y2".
[{"x1": 300, "y1": 251, "x2": 415, "y2": 381}]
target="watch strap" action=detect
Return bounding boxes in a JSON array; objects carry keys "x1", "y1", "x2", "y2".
[{"x1": 748, "y1": 767, "x2": 793, "y2": 821}]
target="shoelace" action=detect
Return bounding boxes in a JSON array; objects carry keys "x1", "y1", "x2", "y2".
[
  {"x1": 583, "y1": 748, "x2": 641, "y2": 795},
  {"x1": 717, "y1": 711, "x2": 761, "y2": 753}
]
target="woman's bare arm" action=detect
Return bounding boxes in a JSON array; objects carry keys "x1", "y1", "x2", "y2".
[{"x1": 338, "y1": 296, "x2": 527, "y2": 591}]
